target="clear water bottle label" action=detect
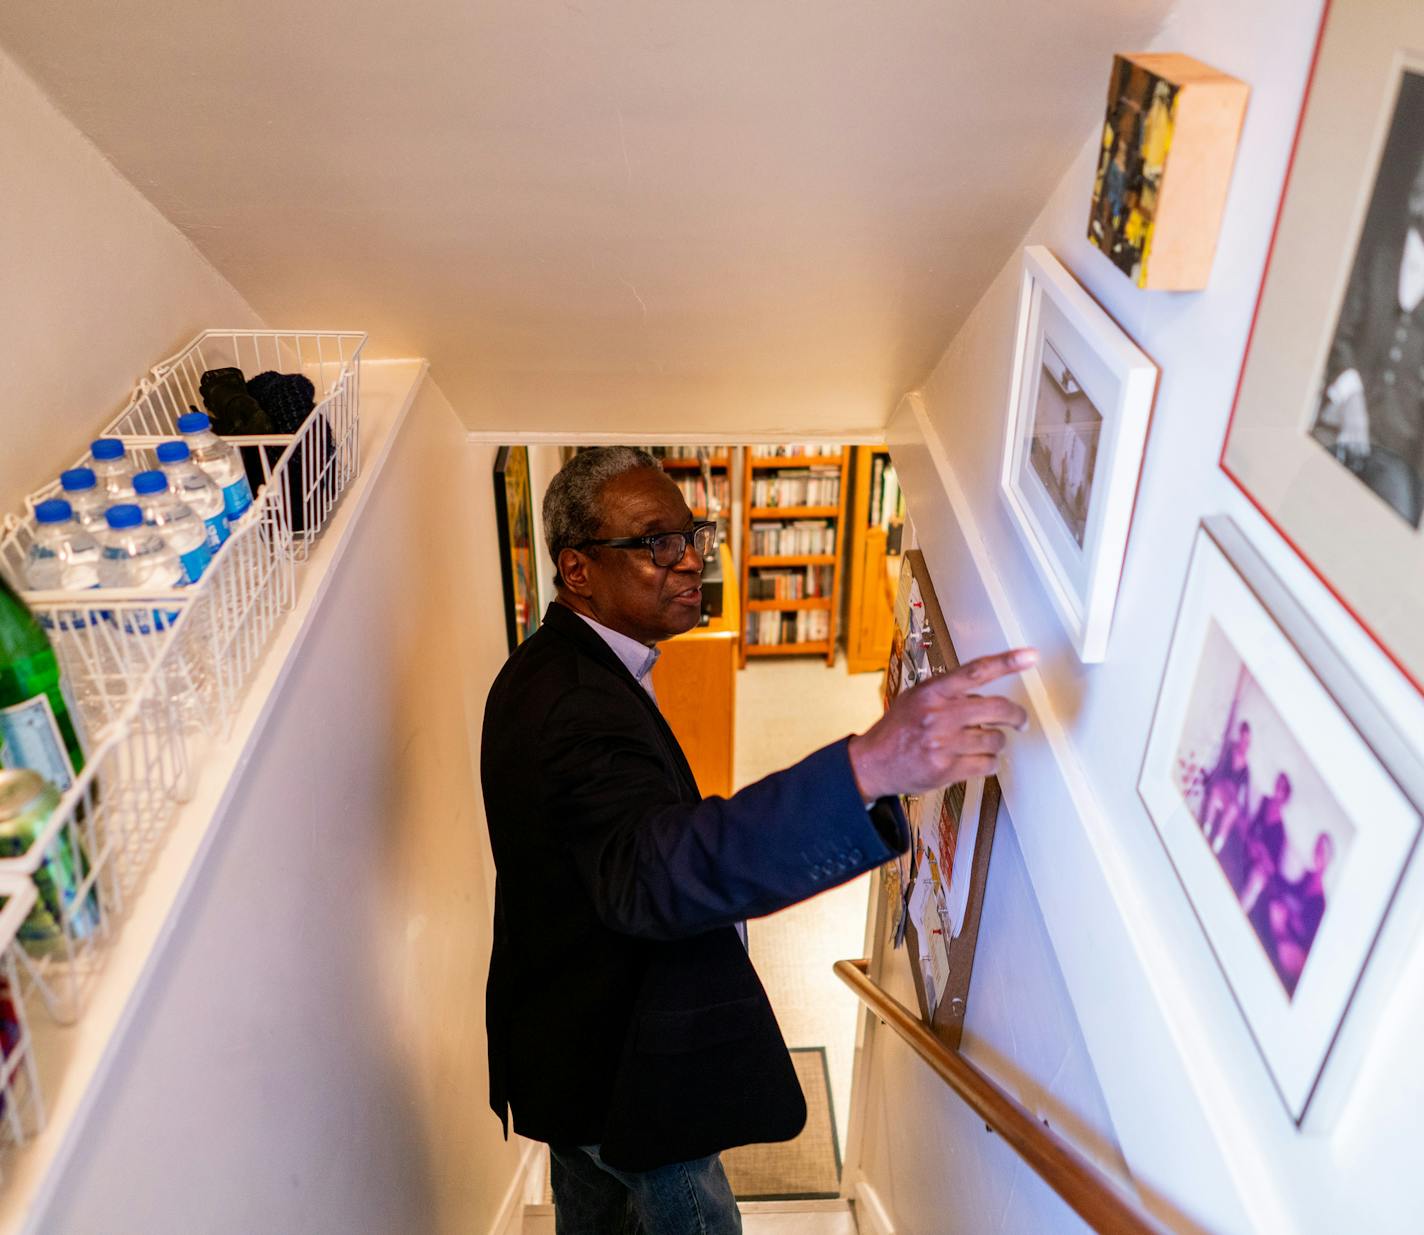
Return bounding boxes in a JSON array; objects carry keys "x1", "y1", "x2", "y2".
[
  {"x1": 36, "y1": 591, "x2": 104, "y2": 633},
  {"x1": 222, "y1": 477, "x2": 253, "y2": 521},
  {"x1": 203, "y1": 512, "x2": 230, "y2": 550},
  {"x1": 0, "y1": 695, "x2": 76, "y2": 790},
  {"x1": 115, "y1": 607, "x2": 180, "y2": 636},
  {"x1": 178, "y1": 542, "x2": 212, "y2": 585}
]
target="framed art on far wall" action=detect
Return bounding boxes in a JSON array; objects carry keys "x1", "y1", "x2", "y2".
[
  {"x1": 1140, "y1": 516, "x2": 1423, "y2": 1124},
  {"x1": 493, "y1": 445, "x2": 540, "y2": 652},
  {"x1": 1222, "y1": 2, "x2": 1424, "y2": 694},
  {"x1": 1000, "y1": 246, "x2": 1159, "y2": 662}
]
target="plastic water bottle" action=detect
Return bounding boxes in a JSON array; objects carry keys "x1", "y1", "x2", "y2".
[
  {"x1": 23, "y1": 501, "x2": 101, "y2": 593},
  {"x1": 58, "y1": 468, "x2": 110, "y2": 531},
  {"x1": 89, "y1": 439, "x2": 136, "y2": 500},
  {"x1": 175, "y1": 412, "x2": 253, "y2": 522},
  {"x1": 155, "y1": 442, "x2": 229, "y2": 551},
  {"x1": 132, "y1": 472, "x2": 212, "y2": 585},
  {"x1": 96, "y1": 505, "x2": 184, "y2": 634}
]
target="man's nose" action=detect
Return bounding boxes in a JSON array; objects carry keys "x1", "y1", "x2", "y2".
[{"x1": 674, "y1": 539, "x2": 704, "y2": 571}]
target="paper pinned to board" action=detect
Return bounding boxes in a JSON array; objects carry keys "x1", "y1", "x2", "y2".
[
  {"x1": 945, "y1": 777, "x2": 984, "y2": 937},
  {"x1": 908, "y1": 834, "x2": 952, "y2": 1016}
]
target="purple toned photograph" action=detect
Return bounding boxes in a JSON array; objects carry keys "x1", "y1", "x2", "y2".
[{"x1": 1173, "y1": 621, "x2": 1355, "y2": 998}]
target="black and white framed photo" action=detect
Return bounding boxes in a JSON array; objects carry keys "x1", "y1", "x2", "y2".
[
  {"x1": 1000, "y1": 246, "x2": 1158, "y2": 661},
  {"x1": 1222, "y1": 3, "x2": 1424, "y2": 695},
  {"x1": 1140, "y1": 516, "x2": 1424, "y2": 1123}
]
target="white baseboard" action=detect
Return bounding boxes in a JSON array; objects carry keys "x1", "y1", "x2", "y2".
[
  {"x1": 854, "y1": 1180, "x2": 898, "y2": 1235},
  {"x1": 490, "y1": 1138, "x2": 546, "y2": 1235}
]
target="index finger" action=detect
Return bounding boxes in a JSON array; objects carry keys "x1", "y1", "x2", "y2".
[{"x1": 929, "y1": 647, "x2": 1037, "y2": 696}]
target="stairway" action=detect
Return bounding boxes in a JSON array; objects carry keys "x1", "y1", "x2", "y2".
[{"x1": 521, "y1": 1197, "x2": 858, "y2": 1233}]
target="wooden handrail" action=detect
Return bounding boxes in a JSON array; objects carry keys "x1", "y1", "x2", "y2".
[{"x1": 835, "y1": 958, "x2": 1170, "y2": 1235}]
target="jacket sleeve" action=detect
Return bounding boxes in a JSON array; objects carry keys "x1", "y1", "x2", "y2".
[{"x1": 540, "y1": 684, "x2": 909, "y2": 940}]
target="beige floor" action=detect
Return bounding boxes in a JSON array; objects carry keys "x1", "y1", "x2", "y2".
[{"x1": 734, "y1": 652, "x2": 885, "y2": 1154}]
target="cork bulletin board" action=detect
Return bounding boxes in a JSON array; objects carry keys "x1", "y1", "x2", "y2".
[{"x1": 880, "y1": 551, "x2": 1001, "y2": 1051}]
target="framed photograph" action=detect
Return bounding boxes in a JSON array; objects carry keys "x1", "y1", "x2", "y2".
[
  {"x1": 1088, "y1": 53, "x2": 1249, "y2": 291},
  {"x1": 492, "y1": 445, "x2": 540, "y2": 652},
  {"x1": 1140, "y1": 516, "x2": 1423, "y2": 1122},
  {"x1": 1222, "y1": 3, "x2": 1424, "y2": 693},
  {"x1": 1000, "y1": 246, "x2": 1159, "y2": 661}
]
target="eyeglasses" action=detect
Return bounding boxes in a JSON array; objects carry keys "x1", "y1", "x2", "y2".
[{"x1": 578, "y1": 520, "x2": 718, "y2": 568}]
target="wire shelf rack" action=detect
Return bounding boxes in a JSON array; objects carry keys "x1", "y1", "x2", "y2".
[
  {"x1": 0, "y1": 879, "x2": 46, "y2": 1162},
  {"x1": 0, "y1": 656, "x2": 193, "y2": 1025},
  {"x1": 106, "y1": 330, "x2": 365, "y2": 559},
  {"x1": 0, "y1": 468, "x2": 293, "y2": 738}
]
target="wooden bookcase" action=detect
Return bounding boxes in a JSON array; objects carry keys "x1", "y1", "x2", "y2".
[
  {"x1": 845, "y1": 445, "x2": 905, "y2": 673},
  {"x1": 739, "y1": 447, "x2": 850, "y2": 667},
  {"x1": 653, "y1": 449, "x2": 731, "y2": 518}
]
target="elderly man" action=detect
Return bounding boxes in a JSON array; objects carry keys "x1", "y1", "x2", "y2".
[{"x1": 481, "y1": 447, "x2": 1033, "y2": 1234}]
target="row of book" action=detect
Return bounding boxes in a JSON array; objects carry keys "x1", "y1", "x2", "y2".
[
  {"x1": 746, "y1": 566, "x2": 834, "y2": 600},
  {"x1": 749, "y1": 444, "x2": 841, "y2": 459},
  {"x1": 652, "y1": 445, "x2": 724, "y2": 461},
  {"x1": 745, "y1": 609, "x2": 832, "y2": 646},
  {"x1": 868, "y1": 455, "x2": 904, "y2": 530},
  {"x1": 748, "y1": 520, "x2": 837, "y2": 556},
  {"x1": 749, "y1": 469, "x2": 841, "y2": 508},
  {"x1": 670, "y1": 473, "x2": 731, "y2": 511}
]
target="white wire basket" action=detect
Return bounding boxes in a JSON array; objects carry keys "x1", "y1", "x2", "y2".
[
  {"x1": 0, "y1": 462, "x2": 293, "y2": 738},
  {"x1": 0, "y1": 878, "x2": 46, "y2": 1157},
  {"x1": 105, "y1": 330, "x2": 366, "y2": 559},
  {"x1": 0, "y1": 667, "x2": 192, "y2": 1025}
]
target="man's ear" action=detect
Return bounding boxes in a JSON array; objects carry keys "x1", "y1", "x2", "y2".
[{"x1": 558, "y1": 547, "x2": 595, "y2": 597}]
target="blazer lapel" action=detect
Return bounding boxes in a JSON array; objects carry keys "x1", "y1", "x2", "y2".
[{"x1": 542, "y1": 604, "x2": 702, "y2": 801}]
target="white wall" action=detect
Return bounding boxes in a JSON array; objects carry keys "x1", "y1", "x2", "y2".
[
  {"x1": 0, "y1": 43, "x2": 260, "y2": 512},
  {"x1": 861, "y1": 0, "x2": 1424, "y2": 1231},
  {"x1": 34, "y1": 378, "x2": 527, "y2": 1234},
  {"x1": 855, "y1": 806, "x2": 1125, "y2": 1235}
]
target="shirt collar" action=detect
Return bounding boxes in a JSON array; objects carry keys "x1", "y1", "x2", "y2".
[{"x1": 575, "y1": 611, "x2": 661, "y2": 696}]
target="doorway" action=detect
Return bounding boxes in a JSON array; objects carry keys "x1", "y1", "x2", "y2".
[{"x1": 502, "y1": 439, "x2": 906, "y2": 1200}]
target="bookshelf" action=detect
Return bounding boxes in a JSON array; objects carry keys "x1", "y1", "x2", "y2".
[
  {"x1": 845, "y1": 445, "x2": 906, "y2": 673},
  {"x1": 740, "y1": 445, "x2": 850, "y2": 666},
  {"x1": 650, "y1": 447, "x2": 732, "y2": 518}
]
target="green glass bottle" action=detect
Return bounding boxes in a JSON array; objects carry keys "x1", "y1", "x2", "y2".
[{"x1": 0, "y1": 574, "x2": 84, "y2": 788}]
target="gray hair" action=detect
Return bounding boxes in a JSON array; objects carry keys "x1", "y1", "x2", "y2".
[{"x1": 543, "y1": 446, "x2": 662, "y2": 586}]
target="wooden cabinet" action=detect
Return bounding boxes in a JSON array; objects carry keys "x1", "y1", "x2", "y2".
[
  {"x1": 650, "y1": 543, "x2": 739, "y2": 797},
  {"x1": 845, "y1": 446, "x2": 904, "y2": 673}
]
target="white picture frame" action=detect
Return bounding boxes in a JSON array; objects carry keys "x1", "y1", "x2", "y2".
[
  {"x1": 1139, "y1": 516, "x2": 1424, "y2": 1124},
  {"x1": 999, "y1": 246, "x2": 1158, "y2": 661}
]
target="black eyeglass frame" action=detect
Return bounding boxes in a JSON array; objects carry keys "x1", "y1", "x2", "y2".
[{"x1": 576, "y1": 520, "x2": 719, "y2": 567}]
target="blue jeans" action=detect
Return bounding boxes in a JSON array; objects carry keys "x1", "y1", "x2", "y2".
[{"x1": 549, "y1": 1143, "x2": 742, "y2": 1235}]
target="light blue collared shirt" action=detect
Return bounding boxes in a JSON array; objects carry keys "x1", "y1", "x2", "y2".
[{"x1": 576, "y1": 612, "x2": 661, "y2": 702}]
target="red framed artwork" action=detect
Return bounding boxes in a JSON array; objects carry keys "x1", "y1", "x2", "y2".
[{"x1": 1221, "y1": 0, "x2": 1424, "y2": 694}]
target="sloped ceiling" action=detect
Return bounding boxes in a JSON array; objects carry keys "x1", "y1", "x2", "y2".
[{"x1": 0, "y1": 0, "x2": 1170, "y2": 436}]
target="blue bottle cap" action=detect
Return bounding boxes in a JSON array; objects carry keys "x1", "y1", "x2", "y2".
[
  {"x1": 156, "y1": 441, "x2": 191, "y2": 464},
  {"x1": 60, "y1": 467, "x2": 97, "y2": 492},
  {"x1": 105, "y1": 505, "x2": 143, "y2": 530},
  {"x1": 91, "y1": 438, "x2": 125, "y2": 462},
  {"x1": 133, "y1": 470, "x2": 168, "y2": 495},
  {"x1": 177, "y1": 412, "x2": 211, "y2": 434},
  {"x1": 35, "y1": 499, "x2": 74, "y2": 525}
]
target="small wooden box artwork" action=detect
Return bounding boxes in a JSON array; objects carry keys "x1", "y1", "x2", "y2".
[{"x1": 1088, "y1": 53, "x2": 1249, "y2": 291}]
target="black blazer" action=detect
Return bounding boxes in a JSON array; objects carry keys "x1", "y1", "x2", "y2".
[{"x1": 481, "y1": 602, "x2": 908, "y2": 1169}]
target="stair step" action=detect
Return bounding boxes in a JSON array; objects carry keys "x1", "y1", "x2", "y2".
[{"x1": 522, "y1": 1198, "x2": 856, "y2": 1234}]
